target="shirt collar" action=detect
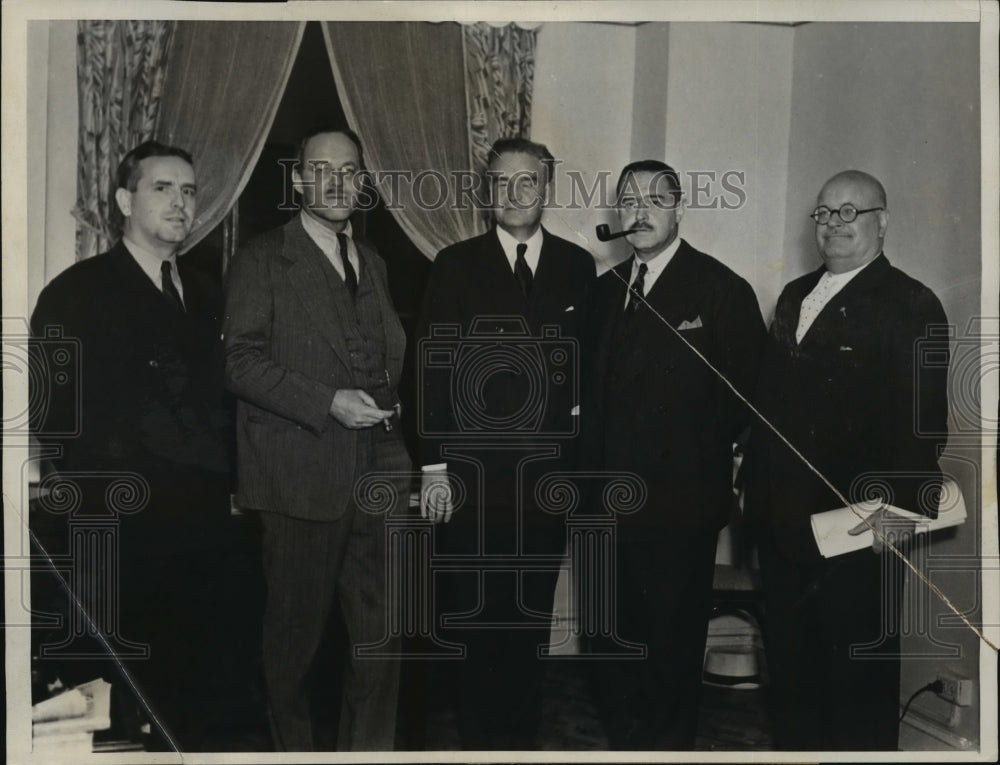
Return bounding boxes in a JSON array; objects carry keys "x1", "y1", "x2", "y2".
[
  {"x1": 122, "y1": 235, "x2": 177, "y2": 283},
  {"x1": 632, "y1": 235, "x2": 681, "y2": 278},
  {"x1": 496, "y1": 225, "x2": 543, "y2": 267},
  {"x1": 301, "y1": 210, "x2": 353, "y2": 254},
  {"x1": 821, "y1": 250, "x2": 880, "y2": 286}
]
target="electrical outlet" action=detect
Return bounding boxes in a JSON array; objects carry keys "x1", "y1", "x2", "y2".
[{"x1": 936, "y1": 667, "x2": 974, "y2": 706}]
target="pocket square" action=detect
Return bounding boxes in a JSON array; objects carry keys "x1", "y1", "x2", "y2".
[
  {"x1": 564, "y1": 305, "x2": 575, "y2": 312},
  {"x1": 839, "y1": 345, "x2": 853, "y2": 351},
  {"x1": 677, "y1": 316, "x2": 703, "y2": 330}
]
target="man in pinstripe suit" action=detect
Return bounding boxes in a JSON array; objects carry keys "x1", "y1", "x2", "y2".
[{"x1": 224, "y1": 128, "x2": 410, "y2": 751}]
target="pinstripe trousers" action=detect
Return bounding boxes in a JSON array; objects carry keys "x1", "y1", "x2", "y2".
[{"x1": 258, "y1": 431, "x2": 409, "y2": 751}]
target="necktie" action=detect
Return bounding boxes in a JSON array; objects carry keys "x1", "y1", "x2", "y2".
[
  {"x1": 336, "y1": 232, "x2": 359, "y2": 297},
  {"x1": 625, "y1": 262, "x2": 648, "y2": 314},
  {"x1": 514, "y1": 242, "x2": 532, "y2": 297},
  {"x1": 160, "y1": 260, "x2": 184, "y2": 311}
]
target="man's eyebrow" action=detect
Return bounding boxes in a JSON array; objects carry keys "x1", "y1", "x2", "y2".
[{"x1": 151, "y1": 177, "x2": 197, "y2": 190}]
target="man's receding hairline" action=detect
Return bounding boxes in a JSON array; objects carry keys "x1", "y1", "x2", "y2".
[{"x1": 819, "y1": 170, "x2": 887, "y2": 208}]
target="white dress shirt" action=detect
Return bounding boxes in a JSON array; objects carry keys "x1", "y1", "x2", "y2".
[
  {"x1": 300, "y1": 211, "x2": 361, "y2": 283},
  {"x1": 496, "y1": 225, "x2": 543, "y2": 275},
  {"x1": 795, "y1": 255, "x2": 878, "y2": 343},
  {"x1": 625, "y1": 235, "x2": 681, "y2": 307},
  {"x1": 123, "y1": 236, "x2": 184, "y2": 305}
]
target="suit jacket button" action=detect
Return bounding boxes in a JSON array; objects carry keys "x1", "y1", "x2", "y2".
[{"x1": 148, "y1": 359, "x2": 159, "y2": 368}]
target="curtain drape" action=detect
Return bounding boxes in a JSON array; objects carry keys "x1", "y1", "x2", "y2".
[
  {"x1": 463, "y1": 23, "x2": 537, "y2": 179},
  {"x1": 73, "y1": 20, "x2": 174, "y2": 260},
  {"x1": 322, "y1": 22, "x2": 486, "y2": 259},
  {"x1": 154, "y1": 21, "x2": 305, "y2": 253}
]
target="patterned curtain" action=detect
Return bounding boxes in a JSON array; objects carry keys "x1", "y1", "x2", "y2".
[
  {"x1": 73, "y1": 21, "x2": 174, "y2": 260},
  {"x1": 463, "y1": 22, "x2": 537, "y2": 179}
]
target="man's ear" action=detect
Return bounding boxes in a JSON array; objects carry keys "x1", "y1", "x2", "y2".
[
  {"x1": 675, "y1": 193, "x2": 686, "y2": 223},
  {"x1": 114, "y1": 187, "x2": 131, "y2": 218},
  {"x1": 538, "y1": 176, "x2": 552, "y2": 206},
  {"x1": 291, "y1": 168, "x2": 304, "y2": 196},
  {"x1": 877, "y1": 208, "x2": 889, "y2": 238}
]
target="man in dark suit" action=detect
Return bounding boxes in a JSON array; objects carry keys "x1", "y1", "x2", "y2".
[
  {"x1": 744, "y1": 170, "x2": 950, "y2": 750},
  {"x1": 581, "y1": 160, "x2": 765, "y2": 749},
  {"x1": 417, "y1": 137, "x2": 596, "y2": 749},
  {"x1": 30, "y1": 141, "x2": 233, "y2": 750},
  {"x1": 224, "y1": 128, "x2": 410, "y2": 751}
]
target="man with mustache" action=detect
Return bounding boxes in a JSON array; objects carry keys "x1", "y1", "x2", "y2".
[
  {"x1": 225, "y1": 127, "x2": 410, "y2": 751},
  {"x1": 581, "y1": 160, "x2": 765, "y2": 749},
  {"x1": 30, "y1": 141, "x2": 234, "y2": 749},
  {"x1": 417, "y1": 137, "x2": 596, "y2": 749},
  {"x1": 744, "y1": 170, "x2": 950, "y2": 750}
]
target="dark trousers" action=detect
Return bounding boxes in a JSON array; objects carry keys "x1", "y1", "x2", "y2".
[
  {"x1": 117, "y1": 531, "x2": 229, "y2": 750},
  {"x1": 588, "y1": 525, "x2": 719, "y2": 750},
  {"x1": 435, "y1": 518, "x2": 564, "y2": 750},
  {"x1": 259, "y1": 500, "x2": 400, "y2": 752},
  {"x1": 32, "y1": 469, "x2": 235, "y2": 752},
  {"x1": 758, "y1": 534, "x2": 905, "y2": 750}
]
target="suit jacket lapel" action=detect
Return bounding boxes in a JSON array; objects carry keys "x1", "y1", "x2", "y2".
[
  {"x1": 480, "y1": 229, "x2": 527, "y2": 306},
  {"x1": 356, "y1": 237, "x2": 404, "y2": 373},
  {"x1": 773, "y1": 267, "x2": 823, "y2": 348},
  {"x1": 642, "y1": 240, "x2": 702, "y2": 327},
  {"x1": 283, "y1": 217, "x2": 350, "y2": 368},
  {"x1": 529, "y1": 229, "x2": 559, "y2": 305},
  {"x1": 796, "y1": 254, "x2": 890, "y2": 349},
  {"x1": 594, "y1": 259, "x2": 633, "y2": 385},
  {"x1": 607, "y1": 241, "x2": 700, "y2": 384}
]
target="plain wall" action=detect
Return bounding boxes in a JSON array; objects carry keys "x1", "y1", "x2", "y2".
[
  {"x1": 532, "y1": 22, "x2": 638, "y2": 270},
  {"x1": 30, "y1": 20, "x2": 77, "y2": 310},
  {"x1": 784, "y1": 22, "x2": 982, "y2": 748},
  {"x1": 664, "y1": 22, "x2": 795, "y2": 318}
]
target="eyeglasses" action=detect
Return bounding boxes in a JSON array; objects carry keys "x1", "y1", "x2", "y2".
[{"x1": 810, "y1": 204, "x2": 884, "y2": 225}]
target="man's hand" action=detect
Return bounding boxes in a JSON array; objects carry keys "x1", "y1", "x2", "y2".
[
  {"x1": 329, "y1": 389, "x2": 395, "y2": 429},
  {"x1": 421, "y1": 469, "x2": 454, "y2": 524},
  {"x1": 848, "y1": 505, "x2": 919, "y2": 554}
]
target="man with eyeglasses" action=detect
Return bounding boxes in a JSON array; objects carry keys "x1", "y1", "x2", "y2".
[
  {"x1": 225, "y1": 128, "x2": 410, "y2": 751},
  {"x1": 580, "y1": 160, "x2": 765, "y2": 749},
  {"x1": 744, "y1": 170, "x2": 950, "y2": 750}
]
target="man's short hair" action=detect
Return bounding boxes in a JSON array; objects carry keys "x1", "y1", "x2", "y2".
[
  {"x1": 112, "y1": 140, "x2": 194, "y2": 236},
  {"x1": 616, "y1": 160, "x2": 682, "y2": 199},
  {"x1": 487, "y1": 137, "x2": 556, "y2": 183},
  {"x1": 116, "y1": 140, "x2": 194, "y2": 193},
  {"x1": 296, "y1": 126, "x2": 364, "y2": 172}
]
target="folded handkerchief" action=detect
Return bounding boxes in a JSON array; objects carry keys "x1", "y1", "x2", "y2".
[
  {"x1": 677, "y1": 316, "x2": 703, "y2": 330},
  {"x1": 564, "y1": 305, "x2": 575, "y2": 312}
]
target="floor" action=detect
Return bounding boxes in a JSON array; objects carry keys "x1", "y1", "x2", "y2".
[
  {"x1": 412, "y1": 659, "x2": 773, "y2": 752},
  {"x1": 31, "y1": 511, "x2": 775, "y2": 754},
  {"x1": 186, "y1": 647, "x2": 774, "y2": 753}
]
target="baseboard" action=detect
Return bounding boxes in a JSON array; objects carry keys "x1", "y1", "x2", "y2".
[{"x1": 899, "y1": 708, "x2": 977, "y2": 751}]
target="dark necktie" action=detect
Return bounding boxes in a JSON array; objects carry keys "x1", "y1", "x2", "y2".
[
  {"x1": 160, "y1": 260, "x2": 184, "y2": 311},
  {"x1": 336, "y1": 232, "x2": 359, "y2": 297},
  {"x1": 514, "y1": 242, "x2": 532, "y2": 297},
  {"x1": 625, "y1": 261, "x2": 648, "y2": 314}
]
